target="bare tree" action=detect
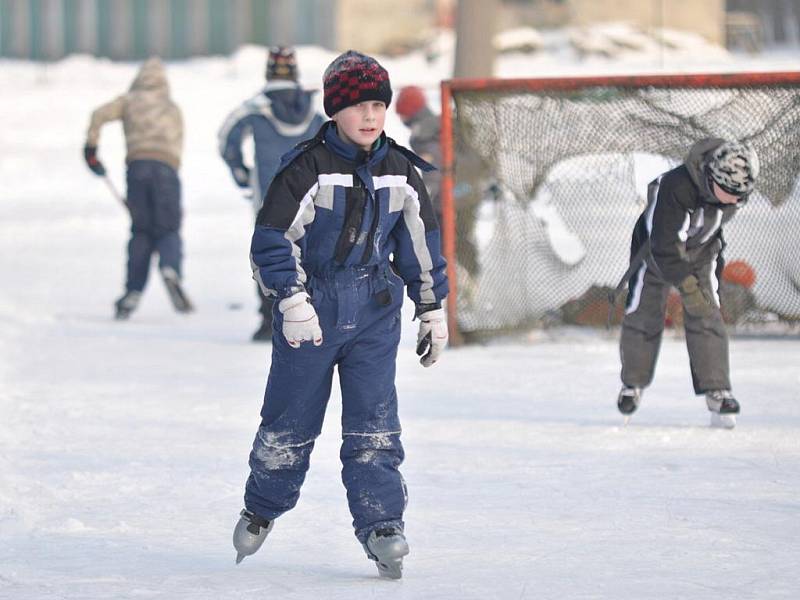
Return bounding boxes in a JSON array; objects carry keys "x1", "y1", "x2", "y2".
[{"x1": 454, "y1": 0, "x2": 498, "y2": 78}]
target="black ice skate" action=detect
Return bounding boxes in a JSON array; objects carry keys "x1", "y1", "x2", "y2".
[
  {"x1": 233, "y1": 509, "x2": 274, "y2": 564},
  {"x1": 617, "y1": 386, "x2": 642, "y2": 425},
  {"x1": 114, "y1": 290, "x2": 141, "y2": 320},
  {"x1": 705, "y1": 390, "x2": 739, "y2": 429},
  {"x1": 160, "y1": 267, "x2": 194, "y2": 313},
  {"x1": 363, "y1": 527, "x2": 409, "y2": 579}
]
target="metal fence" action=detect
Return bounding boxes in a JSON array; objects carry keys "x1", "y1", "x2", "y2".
[{"x1": 0, "y1": 0, "x2": 336, "y2": 60}]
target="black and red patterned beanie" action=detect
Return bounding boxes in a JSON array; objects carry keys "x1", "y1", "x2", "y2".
[{"x1": 323, "y1": 50, "x2": 392, "y2": 117}]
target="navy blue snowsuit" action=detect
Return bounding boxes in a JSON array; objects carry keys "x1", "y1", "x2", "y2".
[
  {"x1": 244, "y1": 121, "x2": 448, "y2": 542},
  {"x1": 219, "y1": 81, "x2": 325, "y2": 321}
]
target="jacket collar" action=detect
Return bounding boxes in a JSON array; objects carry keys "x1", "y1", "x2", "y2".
[{"x1": 322, "y1": 121, "x2": 389, "y2": 167}]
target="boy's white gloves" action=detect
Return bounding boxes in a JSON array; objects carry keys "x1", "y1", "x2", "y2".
[
  {"x1": 416, "y1": 307, "x2": 448, "y2": 367},
  {"x1": 278, "y1": 292, "x2": 323, "y2": 348}
]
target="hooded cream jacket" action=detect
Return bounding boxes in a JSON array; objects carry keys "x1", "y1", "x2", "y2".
[{"x1": 86, "y1": 57, "x2": 183, "y2": 170}]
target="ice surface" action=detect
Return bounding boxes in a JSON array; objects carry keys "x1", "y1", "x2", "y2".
[{"x1": 1, "y1": 41, "x2": 799, "y2": 600}]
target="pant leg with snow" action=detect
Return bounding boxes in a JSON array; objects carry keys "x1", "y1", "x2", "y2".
[
  {"x1": 620, "y1": 266, "x2": 671, "y2": 389},
  {"x1": 125, "y1": 162, "x2": 156, "y2": 292},
  {"x1": 244, "y1": 321, "x2": 339, "y2": 521},
  {"x1": 683, "y1": 254, "x2": 730, "y2": 393},
  {"x1": 338, "y1": 306, "x2": 405, "y2": 542}
]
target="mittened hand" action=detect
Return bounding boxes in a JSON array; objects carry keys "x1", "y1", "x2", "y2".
[
  {"x1": 233, "y1": 166, "x2": 251, "y2": 188},
  {"x1": 678, "y1": 275, "x2": 714, "y2": 318},
  {"x1": 279, "y1": 292, "x2": 323, "y2": 348},
  {"x1": 83, "y1": 145, "x2": 106, "y2": 176},
  {"x1": 416, "y1": 307, "x2": 448, "y2": 367}
]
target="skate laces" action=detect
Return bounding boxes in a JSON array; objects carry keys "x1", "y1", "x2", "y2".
[
  {"x1": 240, "y1": 509, "x2": 271, "y2": 530},
  {"x1": 374, "y1": 527, "x2": 401, "y2": 538}
]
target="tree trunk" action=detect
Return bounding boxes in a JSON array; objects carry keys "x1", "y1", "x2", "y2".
[{"x1": 453, "y1": 0, "x2": 497, "y2": 78}]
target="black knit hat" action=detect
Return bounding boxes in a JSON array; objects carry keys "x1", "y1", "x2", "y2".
[
  {"x1": 266, "y1": 46, "x2": 298, "y2": 81},
  {"x1": 322, "y1": 50, "x2": 392, "y2": 117}
]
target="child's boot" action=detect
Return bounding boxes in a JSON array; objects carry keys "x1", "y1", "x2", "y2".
[
  {"x1": 363, "y1": 527, "x2": 409, "y2": 579},
  {"x1": 705, "y1": 390, "x2": 739, "y2": 429},
  {"x1": 617, "y1": 386, "x2": 642, "y2": 424},
  {"x1": 233, "y1": 509, "x2": 273, "y2": 564},
  {"x1": 160, "y1": 266, "x2": 194, "y2": 313},
  {"x1": 114, "y1": 290, "x2": 141, "y2": 320}
]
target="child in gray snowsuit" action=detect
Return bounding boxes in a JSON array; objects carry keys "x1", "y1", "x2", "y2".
[{"x1": 617, "y1": 139, "x2": 759, "y2": 428}]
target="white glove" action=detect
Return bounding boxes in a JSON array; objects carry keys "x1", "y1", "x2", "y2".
[
  {"x1": 279, "y1": 292, "x2": 323, "y2": 348},
  {"x1": 416, "y1": 307, "x2": 448, "y2": 367}
]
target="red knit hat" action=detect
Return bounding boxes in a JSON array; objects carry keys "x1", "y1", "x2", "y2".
[
  {"x1": 323, "y1": 50, "x2": 392, "y2": 117},
  {"x1": 395, "y1": 86, "x2": 427, "y2": 120}
]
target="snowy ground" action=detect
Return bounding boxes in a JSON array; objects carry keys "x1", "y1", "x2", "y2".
[{"x1": 2, "y1": 41, "x2": 800, "y2": 599}]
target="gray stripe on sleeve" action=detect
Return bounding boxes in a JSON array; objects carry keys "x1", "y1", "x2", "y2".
[
  {"x1": 402, "y1": 184, "x2": 436, "y2": 304},
  {"x1": 283, "y1": 183, "x2": 319, "y2": 285},
  {"x1": 249, "y1": 252, "x2": 277, "y2": 297},
  {"x1": 217, "y1": 101, "x2": 252, "y2": 156},
  {"x1": 314, "y1": 184, "x2": 335, "y2": 210},
  {"x1": 388, "y1": 186, "x2": 406, "y2": 213}
]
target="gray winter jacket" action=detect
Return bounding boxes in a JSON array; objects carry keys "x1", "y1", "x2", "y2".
[{"x1": 633, "y1": 138, "x2": 747, "y2": 286}]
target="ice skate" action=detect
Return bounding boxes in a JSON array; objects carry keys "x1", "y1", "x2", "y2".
[
  {"x1": 363, "y1": 528, "x2": 409, "y2": 579},
  {"x1": 233, "y1": 509, "x2": 273, "y2": 564},
  {"x1": 706, "y1": 390, "x2": 739, "y2": 429},
  {"x1": 617, "y1": 386, "x2": 642, "y2": 425},
  {"x1": 160, "y1": 266, "x2": 194, "y2": 313},
  {"x1": 114, "y1": 290, "x2": 141, "y2": 320}
]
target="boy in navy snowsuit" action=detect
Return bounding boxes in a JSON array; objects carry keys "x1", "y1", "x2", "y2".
[
  {"x1": 232, "y1": 51, "x2": 449, "y2": 579},
  {"x1": 218, "y1": 47, "x2": 325, "y2": 340}
]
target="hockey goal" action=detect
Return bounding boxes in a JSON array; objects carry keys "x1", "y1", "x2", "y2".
[{"x1": 439, "y1": 72, "x2": 800, "y2": 343}]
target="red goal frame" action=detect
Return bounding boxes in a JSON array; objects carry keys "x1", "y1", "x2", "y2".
[{"x1": 439, "y1": 71, "x2": 800, "y2": 345}]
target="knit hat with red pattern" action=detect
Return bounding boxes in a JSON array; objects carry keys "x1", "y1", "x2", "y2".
[
  {"x1": 266, "y1": 46, "x2": 298, "y2": 81},
  {"x1": 322, "y1": 50, "x2": 392, "y2": 117}
]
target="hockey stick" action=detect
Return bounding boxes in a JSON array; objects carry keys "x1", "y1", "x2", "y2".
[
  {"x1": 606, "y1": 239, "x2": 651, "y2": 329},
  {"x1": 102, "y1": 175, "x2": 128, "y2": 208}
]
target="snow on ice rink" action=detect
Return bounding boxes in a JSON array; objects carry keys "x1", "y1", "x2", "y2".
[{"x1": 2, "y1": 42, "x2": 800, "y2": 599}]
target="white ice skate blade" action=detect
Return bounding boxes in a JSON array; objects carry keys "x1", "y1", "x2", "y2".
[{"x1": 710, "y1": 413, "x2": 736, "y2": 429}]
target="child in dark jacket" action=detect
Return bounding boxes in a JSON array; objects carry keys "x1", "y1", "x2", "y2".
[
  {"x1": 617, "y1": 139, "x2": 759, "y2": 428},
  {"x1": 232, "y1": 51, "x2": 449, "y2": 579},
  {"x1": 218, "y1": 47, "x2": 325, "y2": 340}
]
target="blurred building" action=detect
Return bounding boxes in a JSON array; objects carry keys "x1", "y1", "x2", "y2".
[
  {"x1": 0, "y1": 0, "x2": 447, "y2": 60},
  {"x1": 0, "y1": 0, "x2": 336, "y2": 60},
  {"x1": 501, "y1": 0, "x2": 800, "y2": 51},
  {"x1": 567, "y1": 0, "x2": 725, "y2": 46},
  {"x1": 1, "y1": 0, "x2": 798, "y2": 61}
]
